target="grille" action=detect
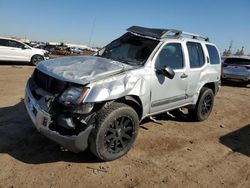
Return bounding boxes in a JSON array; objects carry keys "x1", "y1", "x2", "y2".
[{"x1": 34, "y1": 69, "x2": 67, "y2": 94}]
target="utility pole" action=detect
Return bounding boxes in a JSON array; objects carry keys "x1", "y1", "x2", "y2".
[
  {"x1": 228, "y1": 40, "x2": 233, "y2": 55},
  {"x1": 229, "y1": 40, "x2": 233, "y2": 50},
  {"x1": 88, "y1": 17, "x2": 96, "y2": 47}
]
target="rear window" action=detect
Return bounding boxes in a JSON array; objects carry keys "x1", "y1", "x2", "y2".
[
  {"x1": 206, "y1": 44, "x2": 220, "y2": 64},
  {"x1": 224, "y1": 58, "x2": 250, "y2": 65}
]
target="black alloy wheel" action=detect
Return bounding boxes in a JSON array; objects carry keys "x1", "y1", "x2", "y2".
[
  {"x1": 89, "y1": 102, "x2": 139, "y2": 161},
  {"x1": 104, "y1": 116, "x2": 134, "y2": 154},
  {"x1": 190, "y1": 87, "x2": 214, "y2": 121},
  {"x1": 201, "y1": 94, "x2": 213, "y2": 116}
]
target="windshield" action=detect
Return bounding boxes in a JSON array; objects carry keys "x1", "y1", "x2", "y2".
[{"x1": 98, "y1": 32, "x2": 159, "y2": 65}]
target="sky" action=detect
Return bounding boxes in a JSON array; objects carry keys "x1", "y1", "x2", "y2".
[{"x1": 0, "y1": 0, "x2": 249, "y2": 54}]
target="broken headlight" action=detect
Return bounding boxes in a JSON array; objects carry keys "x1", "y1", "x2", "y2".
[{"x1": 59, "y1": 87, "x2": 89, "y2": 105}]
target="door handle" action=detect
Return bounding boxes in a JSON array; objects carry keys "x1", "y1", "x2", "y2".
[{"x1": 180, "y1": 73, "x2": 188, "y2": 78}]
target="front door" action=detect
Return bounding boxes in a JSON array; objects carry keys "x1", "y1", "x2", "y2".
[{"x1": 150, "y1": 42, "x2": 188, "y2": 113}]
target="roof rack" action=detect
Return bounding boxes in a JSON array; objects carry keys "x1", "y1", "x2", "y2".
[
  {"x1": 181, "y1": 31, "x2": 209, "y2": 42},
  {"x1": 127, "y1": 26, "x2": 209, "y2": 42}
]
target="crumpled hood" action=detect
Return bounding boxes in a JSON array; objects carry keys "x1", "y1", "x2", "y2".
[{"x1": 37, "y1": 56, "x2": 132, "y2": 85}]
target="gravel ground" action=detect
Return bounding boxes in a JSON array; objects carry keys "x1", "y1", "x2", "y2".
[{"x1": 0, "y1": 65, "x2": 249, "y2": 188}]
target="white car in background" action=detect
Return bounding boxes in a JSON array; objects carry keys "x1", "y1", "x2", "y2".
[{"x1": 0, "y1": 37, "x2": 49, "y2": 65}]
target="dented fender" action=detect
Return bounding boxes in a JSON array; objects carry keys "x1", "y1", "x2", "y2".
[{"x1": 84, "y1": 68, "x2": 151, "y2": 117}]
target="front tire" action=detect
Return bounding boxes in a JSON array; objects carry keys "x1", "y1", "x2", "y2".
[
  {"x1": 89, "y1": 102, "x2": 139, "y2": 161},
  {"x1": 191, "y1": 87, "x2": 214, "y2": 121},
  {"x1": 30, "y1": 55, "x2": 44, "y2": 66}
]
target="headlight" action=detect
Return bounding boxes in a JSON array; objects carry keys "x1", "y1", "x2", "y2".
[
  {"x1": 59, "y1": 87, "x2": 89, "y2": 105},
  {"x1": 44, "y1": 51, "x2": 49, "y2": 57}
]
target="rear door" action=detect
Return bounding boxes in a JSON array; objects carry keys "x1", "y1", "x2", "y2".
[{"x1": 185, "y1": 41, "x2": 207, "y2": 103}]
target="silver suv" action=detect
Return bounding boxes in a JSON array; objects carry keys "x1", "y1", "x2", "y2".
[{"x1": 24, "y1": 26, "x2": 221, "y2": 161}]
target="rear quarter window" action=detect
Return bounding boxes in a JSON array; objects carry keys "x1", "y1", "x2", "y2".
[
  {"x1": 0, "y1": 39, "x2": 9, "y2": 47},
  {"x1": 206, "y1": 44, "x2": 220, "y2": 64}
]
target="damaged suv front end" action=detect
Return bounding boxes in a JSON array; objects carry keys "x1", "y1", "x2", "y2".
[
  {"x1": 25, "y1": 26, "x2": 221, "y2": 161},
  {"x1": 25, "y1": 81, "x2": 95, "y2": 152},
  {"x1": 24, "y1": 56, "x2": 137, "y2": 152},
  {"x1": 24, "y1": 30, "x2": 159, "y2": 154}
]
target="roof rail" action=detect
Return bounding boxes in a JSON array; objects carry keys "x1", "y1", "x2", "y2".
[
  {"x1": 180, "y1": 31, "x2": 209, "y2": 42},
  {"x1": 127, "y1": 26, "x2": 209, "y2": 42}
]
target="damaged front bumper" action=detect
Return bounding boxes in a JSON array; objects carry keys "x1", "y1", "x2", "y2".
[{"x1": 24, "y1": 81, "x2": 93, "y2": 153}]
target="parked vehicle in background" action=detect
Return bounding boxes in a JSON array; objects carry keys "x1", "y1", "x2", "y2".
[
  {"x1": 24, "y1": 26, "x2": 221, "y2": 161},
  {"x1": 222, "y1": 56, "x2": 250, "y2": 84},
  {"x1": 68, "y1": 47, "x2": 83, "y2": 54},
  {"x1": 0, "y1": 37, "x2": 49, "y2": 65},
  {"x1": 35, "y1": 44, "x2": 57, "y2": 54}
]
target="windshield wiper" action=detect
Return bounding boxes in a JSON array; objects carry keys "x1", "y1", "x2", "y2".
[
  {"x1": 122, "y1": 58, "x2": 144, "y2": 65},
  {"x1": 110, "y1": 57, "x2": 130, "y2": 65},
  {"x1": 101, "y1": 56, "x2": 143, "y2": 66}
]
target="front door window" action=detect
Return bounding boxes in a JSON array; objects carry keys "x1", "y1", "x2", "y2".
[{"x1": 155, "y1": 43, "x2": 184, "y2": 70}]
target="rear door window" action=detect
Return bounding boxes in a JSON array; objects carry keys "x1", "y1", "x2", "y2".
[
  {"x1": 206, "y1": 44, "x2": 220, "y2": 64},
  {"x1": 187, "y1": 42, "x2": 205, "y2": 68},
  {"x1": 0, "y1": 39, "x2": 9, "y2": 47}
]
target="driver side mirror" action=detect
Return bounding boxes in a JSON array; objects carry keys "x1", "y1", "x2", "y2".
[{"x1": 156, "y1": 66, "x2": 175, "y2": 79}]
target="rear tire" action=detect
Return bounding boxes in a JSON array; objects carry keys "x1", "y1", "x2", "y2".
[
  {"x1": 89, "y1": 102, "x2": 139, "y2": 161},
  {"x1": 190, "y1": 87, "x2": 214, "y2": 121},
  {"x1": 30, "y1": 55, "x2": 44, "y2": 66}
]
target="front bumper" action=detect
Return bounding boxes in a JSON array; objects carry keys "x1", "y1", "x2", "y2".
[{"x1": 24, "y1": 81, "x2": 93, "y2": 153}]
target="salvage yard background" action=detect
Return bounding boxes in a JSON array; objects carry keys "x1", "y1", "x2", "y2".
[{"x1": 0, "y1": 64, "x2": 249, "y2": 188}]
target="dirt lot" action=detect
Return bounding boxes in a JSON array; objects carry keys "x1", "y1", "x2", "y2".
[{"x1": 0, "y1": 65, "x2": 249, "y2": 188}]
